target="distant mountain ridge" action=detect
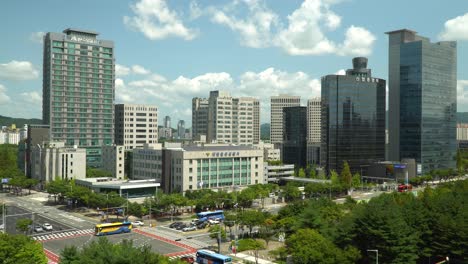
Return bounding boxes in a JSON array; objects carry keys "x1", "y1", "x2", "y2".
[
  {"x1": 261, "y1": 123, "x2": 270, "y2": 140},
  {"x1": 0, "y1": 115, "x2": 42, "y2": 128}
]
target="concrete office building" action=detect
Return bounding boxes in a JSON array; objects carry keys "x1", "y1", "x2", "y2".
[
  {"x1": 163, "y1": 144, "x2": 264, "y2": 193},
  {"x1": 31, "y1": 141, "x2": 86, "y2": 187},
  {"x1": 132, "y1": 143, "x2": 163, "y2": 182},
  {"x1": 307, "y1": 98, "x2": 321, "y2": 165},
  {"x1": 283, "y1": 107, "x2": 307, "y2": 169},
  {"x1": 43, "y1": 29, "x2": 115, "y2": 167},
  {"x1": 386, "y1": 29, "x2": 457, "y2": 173},
  {"x1": 457, "y1": 124, "x2": 468, "y2": 141},
  {"x1": 201, "y1": 91, "x2": 260, "y2": 145},
  {"x1": 264, "y1": 163, "x2": 295, "y2": 183},
  {"x1": 25, "y1": 125, "x2": 50, "y2": 177},
  {"x1": 76, "y1": 178, "x2": 160, "y2": 198},
  {"x1": 115, "y1": 104, "x2": 158, "y2": 150},
  {"x1": 101, "y1": 145, "x2": 125, "y2": 179},
  {"x1": 255, "y1": 142, "x2": 280, "y2": 161},
  {"x1": 177, "y1": 120, "x2": 185, "y2": 139},
  {"x1": 270, "y1": 95, "x2": 301, "y2": 147},
  {"x1": 0, "y1": 131, "x2": 20, "y2": 145},
  {"x1": 192, "y1": 98, "x2": 209, "y2": 139},
  {"x1": 158, "y1": 127, "x2": 172, "y2": 140},
  {"x1": 321, "y1": 57, "x2": 386, "y2": 174}
]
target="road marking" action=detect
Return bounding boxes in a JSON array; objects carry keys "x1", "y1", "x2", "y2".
[{"x1": 33, "y1": 228, "x2": 94, "y2": 241}]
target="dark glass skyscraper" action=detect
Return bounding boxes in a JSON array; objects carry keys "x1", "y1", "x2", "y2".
[
  {"x1": 321, "y1": 57, "x2": 386, "y2": 174},
  {"x1": 283, "y1": 106, "x2": 307, "y2": 169},
  {"x1": 386, "y1": 29, "x2": 457, "y2": 173}
]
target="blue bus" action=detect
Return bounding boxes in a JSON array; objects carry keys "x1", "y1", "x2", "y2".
[
  {"x1": 196, "y1": 249, "x2": 232, "y2": 264},
  {"x1": 197, "y1": 210, "x2": 225, "y2": 222},
  {"x1": 94, "y1": 221, "x2": 132, "y2": 236}
]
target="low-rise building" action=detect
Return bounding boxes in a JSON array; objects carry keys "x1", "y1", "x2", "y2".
[
  {"x1": 264, "y1": 163, "x2": 295, "y2": 183},
  {"x1": 132, "y1": 143, "x2": 163, "y2": 181},
  {"x1": 102, "y1": 145, "x2": 125, "y2": 179},
  {"x1": 75, "y1": 177, "x2": 160, "y2": 197},
  {"x1": 255, "y1": 142, "x2": 280, "y2": 161},
  {"x1": 0, "y1": 131, "x2": 20, "y2": 144},
  {"x1": 31, "y1": 141, "x2": 86, "y2": 188}
]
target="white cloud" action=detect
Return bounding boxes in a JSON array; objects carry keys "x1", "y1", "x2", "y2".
[
  {"x1": 132, "y1": 65, "x2": 151, "y2": 75},
  {"x1": 189, "y1": 1, "x2": 203, "y2": 20},
  {"x1": 29, "y1": 31, "x2": 45, "y2": 44},
  {"x1": 210, "y1": 0, "x2": 279, "y2": 48},
  {"x1": 116, "y1": 67, "x2": 320, "y2": 124},
  {"x1": 439, "y1": 13, "x2": 468, "y2": 41},
  {"x1": 209, "y1": 0, "x2": 375, "y2": 56},
  {"x1": 457, "y1": 80, "x2": 468, "y2": 110},
  {"x1": 337, "y1": 25, "x2": 375, "y2": 56},
  {"x1": 0, "y1": 60, "x2": 39, "y2": 81},
  {"x1": 335, "y1": 69, "x2": 346, "y2": 75},
  {"x1": 116, "y1": 64, "x2": 130, "y2": 77},
  {"x1": 20, "y1": 91, "x2": 42, "y2": 104},
  {"x1": 0, "y1": 84, "x2": 11, "y2": 104},
  {"x1": 124, "y1": 0, "x2": 197, "y2": 41}
]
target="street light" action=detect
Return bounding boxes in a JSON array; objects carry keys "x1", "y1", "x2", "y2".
[{"x1": 367, "y1": 249, "x2": 378, "y2": 264}]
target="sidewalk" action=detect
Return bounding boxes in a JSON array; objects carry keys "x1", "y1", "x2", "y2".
[{"x1": 232, "y1": 252, "x2": 276, "y2": 264}]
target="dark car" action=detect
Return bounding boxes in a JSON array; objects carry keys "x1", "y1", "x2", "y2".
[
  {"x1": 197, "y1": 221, "x2": 208, "y2": 229},
  {"x1": 169, "y1": 222, "x2": 183, "y2": 228},
  {"x1": 175, "y1": 223, "x2": 187, "y2": 230},
  {"x1": 180, "y1": 256, "x2": 195, "y2": 263}
]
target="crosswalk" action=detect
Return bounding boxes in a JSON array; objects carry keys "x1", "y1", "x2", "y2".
[
  {"x1": 33, "y1": 228, "x2": 94, "y2": 241},
  {"x1": 168, "y1": 252, "x2": 196, "y2": 261}
]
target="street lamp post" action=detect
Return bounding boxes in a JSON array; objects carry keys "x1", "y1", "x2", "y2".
[{"x1": 367, "y1": 249, "x2": 378, "y2": 264}]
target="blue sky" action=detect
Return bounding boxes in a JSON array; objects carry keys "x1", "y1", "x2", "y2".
[{"x1": 1, "y1": 0, "x2": 468, "y2": 127}]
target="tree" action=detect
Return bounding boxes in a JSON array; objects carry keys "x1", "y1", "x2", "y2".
[
  {"x1": 309, "y1": 165, "x2": 317, "y2": 178},
  {"x1": 46, "y1": 178, "x2": 69, "y2": 203},
  {"x1": 298, "y1": 168, "x2": 306, "y2": 178},
  {"x1": 286, "y1": 228, "x2": 359, "y2": 264},
  {"x1": 351, "y1": 173, "x2": 361, "y2": 189},
  {"x1": 259, "y1": 218, "x2": 276, "y2": 247},
  {"x1": 237, "y1": 239, "x2": 265, "y2": 264},
  {"x1": 60, "y1": 237, "x2": 172, "y2": 264},
  {"x1": 16, "y1": 218, "x2": 32, "y2": 234},
  {"x1": 0, "y1": 233, "x2": 47, "y2": 264},
  {"x1": 282, "y1": 182, "x2": 302, "y2": 202},
  {"x1": 237, "y1": 188, "x2": 256, "y2": 209},
  {"x1": 340, "y1": 161, "x2": 352, "y2": 192},
  {"x1": 238, "y1": 210, "x2": 266, "y2": 236},
  {"x1": 23, "y1": 178, "x2": 39, "y2": 195}
]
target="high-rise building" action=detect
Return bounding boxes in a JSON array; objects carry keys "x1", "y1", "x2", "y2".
[
  {"x1": 307, "y1": 98, "x2": 321, "y2": 165},
  {"x1": 164, "y1": 116, "x2": 171, "y2": 129},
  {"x1": 386, "y1": 29, "x2": 457, "y2": 173},
  {"x1": 177, "y1": 120, "x2": 185, "y2": 139},
  {"x1": 283, "y1": 106, "x2": 307, "y2": 169},
  {"x1": 321, "y1": 57, "x2": 386, "y2": 174},
  {"x1": 114, "y1": 104, "x2": 158, "y2": 150},
  {"x1": 43, "y1": 29, "x2": 115, "y2": 167},
  {"x1": 270, "y1": 95, "x2": 301, "y2": 147},
  {"x1": 192, "y1": 98, "x2": 209, "y2": 139},
  {"x1": 199, "y1": 91, "x2": 259, "y2": 145}
]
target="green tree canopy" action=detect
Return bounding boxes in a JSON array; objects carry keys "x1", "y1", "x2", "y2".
[{"x1": 0, "y1": 233, "x2": 47, "y2": 264}]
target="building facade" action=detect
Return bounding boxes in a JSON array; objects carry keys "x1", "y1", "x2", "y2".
[
  {"x1": 43, "y1": 28, "x2": 115, "y2": 167},
  {"x1": 201, "y1": 91, "x2": 259, "y2": 145},
  {"x1": 255, "y1": 142, "x2": 280, "y2": 161},
  {"x1": 114, "y1": 104, "x2": 158, "y2": 150},
  {"x1": 283, "y1": 106, "x2": 307, "y2": 169},
  {"x1": 270, "y1": 95, "x2": 301, "y2": 147},
  {"x1": 192, "y1": 97, "x2": 209, "y2": 139},
  {"x1": 25, "y1": 124, "x2": 50, "y2": 177},
  {"x1": 307, "y1": 98, "x2": 321, "y2": 165},
  {"x1": 386, "y1": 29, "x2": 457, "y2": 173},
  {"x1": 321, "y1": 57, "x2": 386, "y2": 174},
  {"x1": 163, "y1": 145, "x2": 264, "y2": 193},
  {"x1": 164, "y1": 116, "x2": 171, "y2": 129},
  {"x1": 132, "y1": 143, "x2": 163, "y2": 182},
  {"x1": 177, "y1": 120, "x2": 185, "y2": 139},
  {"x1": 31, "y1": 141, "x2": 86, "y2": 187},
  {"x1": 0, "y1": 131, "x2": 20, "y2": 144},
  {"x1": 101, "y1": 145, "x2": 125, "y2": 179}
]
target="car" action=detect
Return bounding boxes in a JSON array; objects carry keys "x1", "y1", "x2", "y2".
[
  {"x1": 182, "y1": 225, "x2": 197, "y2": 232},
  {"x1": 191, "y1": 219, "x2": 201, "y2": 225},
  {"x1": 34, "y1": 225, "x2": 43, "y2": 232},
  {"x1": 197, "y1": 221, "x2": 208, "y2": 229},
  {"x1": 180, "y1": 256, "x2": 195, "y2": 263},
  {"x1": 42, "y1": 223, "x2": 53, "y2": 231},
  {"x1": 132, "y1": 220, "x2": 144, "y2": 227},
  {"x1": 208, "y1": 219, "x2": 220, "y2": 225},
  {"x1": 169, "y1": 222, "x2": 183, "y2": 228},
  {"x1": 175, "y1": 223, "x2": 187, "y2": 230}
]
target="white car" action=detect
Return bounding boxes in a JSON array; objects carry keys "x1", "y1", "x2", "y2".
[
  {"x1": 43, "y1": 223, "x2": 53, "y2": 231},
  {"x1": 182, "y1": 225, "x2": 197, "y2": 232},
  {"x1": 132, "y1": 220, "x2": 144, "y2": 227},
  {"x1": 208, "y1": 219, "x2": 220, "y2": 225}
]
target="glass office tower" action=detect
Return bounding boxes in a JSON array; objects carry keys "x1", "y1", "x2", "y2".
[
  {"x1": 386, "y1": 29, "x2": 457, "y2": 173},
  {"x1": 321, "y1": 57, "x2": 386, "y2": 174},
  {"x1": 43, "y1": 29, "x2": 115, "y2": 167},
  {"x1": 283, "y1": 106, "x2": 307, "y2": 169}
]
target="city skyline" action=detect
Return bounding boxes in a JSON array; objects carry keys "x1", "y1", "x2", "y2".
[{"x1": 0, "y1": 0, "x2": 468, "y2": 126}]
